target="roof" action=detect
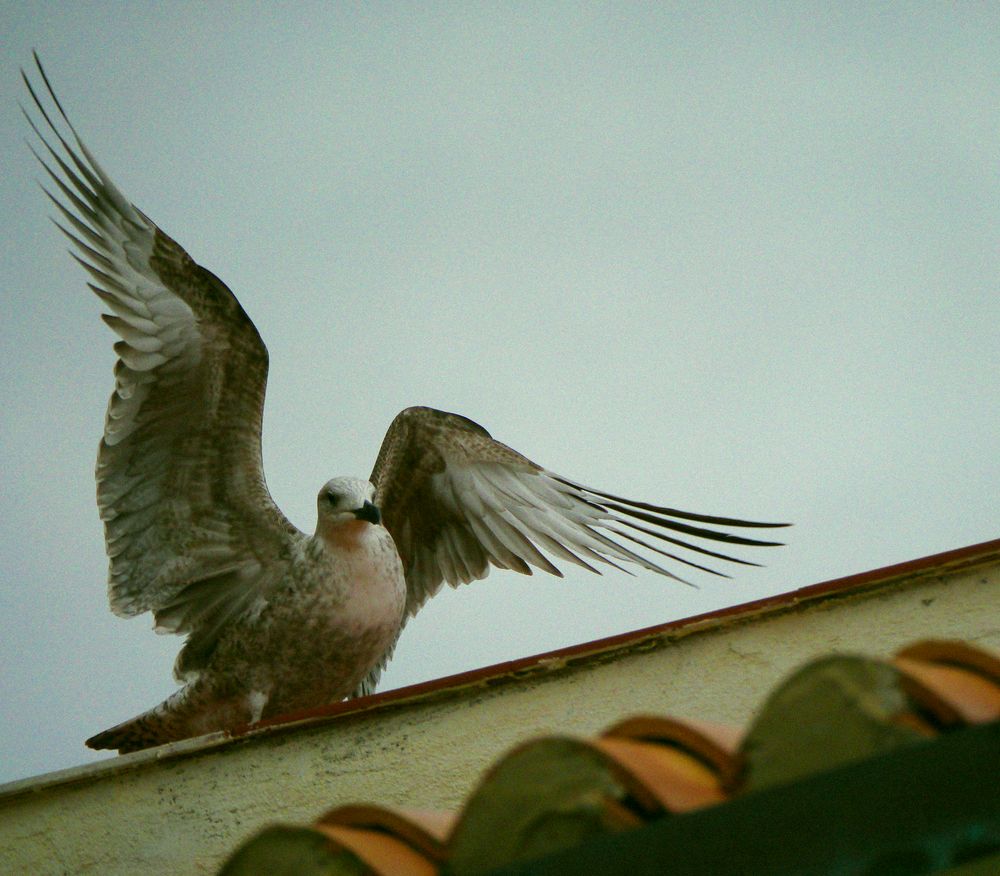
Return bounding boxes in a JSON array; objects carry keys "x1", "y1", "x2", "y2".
[
  {"x1": 231, "y1": 536, "x2": 1000, "y2": 742},
  {"x1": 2, "y1": 538, "x2": 998, "y2": 876},
  {"x1": 219, "y1": 638, "x2": 1000, "y2": 874}
]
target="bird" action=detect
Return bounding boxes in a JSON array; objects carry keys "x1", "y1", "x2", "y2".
[{"x1": 22, "y1": 54, "x2": 788, "y2": 754}]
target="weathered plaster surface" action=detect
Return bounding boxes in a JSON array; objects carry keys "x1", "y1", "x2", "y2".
[{"x1": 2, "y1": 545, "x2": 997, "y2": 875}]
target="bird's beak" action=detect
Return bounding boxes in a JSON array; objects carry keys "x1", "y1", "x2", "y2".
[{"x1": 353, "y1": 501, "x2": 382, "y2": 526}]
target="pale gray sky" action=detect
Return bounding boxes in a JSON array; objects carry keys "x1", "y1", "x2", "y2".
[{"x1": 2, "y1": 3, "x2": 998, "y2": 786}]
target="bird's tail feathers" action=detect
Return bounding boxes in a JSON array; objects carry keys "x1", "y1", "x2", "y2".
[{"x1": 85, "y1": 685, "x2": 241, "y2": 754}]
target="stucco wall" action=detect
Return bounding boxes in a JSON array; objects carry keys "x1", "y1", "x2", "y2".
[{"x1": 2, "y1": 544, "x2": 998, "y2": 875}]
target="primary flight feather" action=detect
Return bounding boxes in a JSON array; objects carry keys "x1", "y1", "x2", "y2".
[{"x1": 23, "y1": 55, "x2": 788, "y2": 753}]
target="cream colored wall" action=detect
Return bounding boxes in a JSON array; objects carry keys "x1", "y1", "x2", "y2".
[{"x1": 2, "y1": 554, "x2": 998, "y2": 875}]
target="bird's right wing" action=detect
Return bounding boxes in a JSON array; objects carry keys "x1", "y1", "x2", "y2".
[
  {"x1": 371, "y1": 406, "x2": 788, "y2": 622},
  {"x1": 22, "y1": 56, "x2": 298, "y2": 666}
]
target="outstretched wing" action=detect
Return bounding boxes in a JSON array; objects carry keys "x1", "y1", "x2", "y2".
[
  {"x1": 22, "y1": 56, "x2": 297, "y2": 665},
  {"x1": 371, "y1": 406, "x2": 788, "y2": 621}
]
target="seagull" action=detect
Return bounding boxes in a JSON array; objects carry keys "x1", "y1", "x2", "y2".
[{"x1": 23, "y1": 55, "x2": 788, "y2": 754}]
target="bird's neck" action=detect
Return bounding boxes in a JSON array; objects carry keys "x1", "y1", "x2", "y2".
[{"x1": 315, "y1": 519, "x2": 378, "y2": 553}]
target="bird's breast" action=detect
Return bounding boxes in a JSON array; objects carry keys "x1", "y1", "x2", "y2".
[
  {"x1": 229, "y1": 529, "x2": 405, "y2": 713},
  {"x1": 293, "y1": 525, "x2": 406, "y2": 640},
  {"x1": 328, "y1": 526, "x2": 406, "y2": 634}
]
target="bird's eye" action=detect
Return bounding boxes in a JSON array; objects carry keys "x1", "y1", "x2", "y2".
[{"x1": 325, "y1": 492, "x2": 339, "y2": 506}]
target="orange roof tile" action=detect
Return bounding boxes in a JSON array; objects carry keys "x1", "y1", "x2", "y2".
[
  {"x1": 316, "y1": 806, "x2": 454, "y2": 861},
  {"x1": 218, "y1": 638, "x2": 1000, "y2": 875},
  {"x1": 895, "y1": 656, "x2": 1000, "y2": 726},
  {"x1": 313, "y1": 824, "x2": 436, "y2": 876},
  {"x1": 602, "y1": 714, "x2": 744, "y2": 786},
  {"x1": 590, "y1": 737, "x2": 724, "y2": 813}
]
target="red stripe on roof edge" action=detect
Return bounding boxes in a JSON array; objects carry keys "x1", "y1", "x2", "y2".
[{"x1": 237, "y1": 537, "x2": 1000, "y2": 740}]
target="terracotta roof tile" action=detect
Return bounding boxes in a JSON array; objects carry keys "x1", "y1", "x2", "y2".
[
  {"x1": 590, "y1": 737, "x2": 724, "y2": 813},
  {"x1": 602, "y1": 714, "x2": 743, "y2": 787},
  {"x1": 446, "y1": 735, "x2": 640, "y2": 873},
  {"x1": 895, "y1": 656, "x2": 1000, "y2": 726},
  {"x1": 740, "y1": 653, "x2": 937, "y2": 791},
  {"x1": 313, "y1": 823, "x2": 437, "y2": 876},
  {"x1": 217, "y1": 638, "x2": 1000, "y2": 875},
  {"x1": 897, "y1": 638, "x2": 1000, "y2": 685},
  {"x1": 317, "y1": 806, "x2": 454, "y2": 861}
]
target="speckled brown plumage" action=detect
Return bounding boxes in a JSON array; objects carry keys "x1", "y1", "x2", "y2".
[{"x1": 25, "y1": 55, "x2": 788, "y2": 753}]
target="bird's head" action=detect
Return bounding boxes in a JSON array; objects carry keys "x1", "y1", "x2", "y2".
[{"x1": 315, "y1": 476, "x2": 382, "y2": 545}]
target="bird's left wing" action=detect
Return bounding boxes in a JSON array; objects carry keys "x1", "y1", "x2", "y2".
[
  {"x1": 21, "y1": 56, "x2": 298, "y2": 672},
  {"x1": 371, "y1": 406, "x2": 788, "y2": 622}
]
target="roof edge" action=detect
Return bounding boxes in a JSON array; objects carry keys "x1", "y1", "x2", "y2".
[
  {"x1": 2, "y1": 537, "x2": 997, "y2": 802},
  {"x1": 247, "y1": 536, "x2": 1000, "y2": 733}
]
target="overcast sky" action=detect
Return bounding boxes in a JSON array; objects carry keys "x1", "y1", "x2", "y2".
[{"x1": 2, "y1": 3, "x2": 997, "y2": 786}]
